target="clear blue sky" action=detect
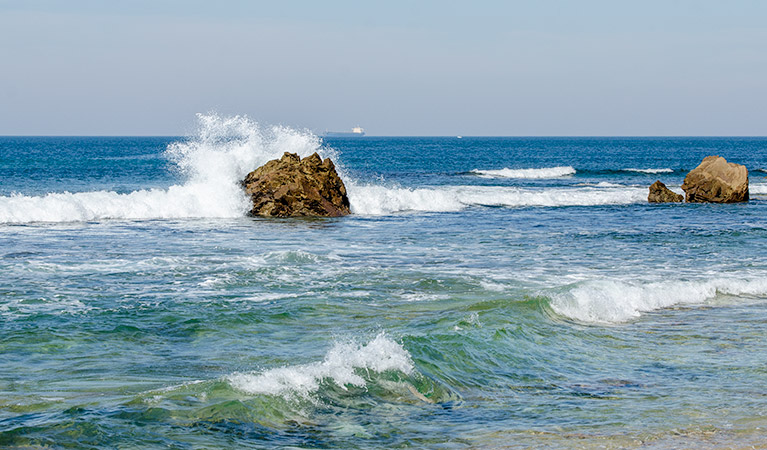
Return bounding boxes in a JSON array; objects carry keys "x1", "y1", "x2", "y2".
[{"x1": 1, "y1": 0, "x2": 765, "y2": 135}]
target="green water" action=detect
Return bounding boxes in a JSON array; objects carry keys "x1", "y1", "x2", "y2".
[{"x1": 2, "y1": 133, "x2": 767, "y2": 448}]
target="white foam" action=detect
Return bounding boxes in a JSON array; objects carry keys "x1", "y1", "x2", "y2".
[
  {"x1": 227, "y1": 333, "x2": 413, "y2": 398},
  {"x1": 470, "y1": 166, "x2": 575, "y2": 179},
  {"x1": 749, "y1": 184, "x2": 767, "y2": 194},
  {"x1": 400, "y1": 293, "x2": 449, "y2": 302},
  {"x1": 576, "y1": 182, "x2": 626, "y2": 188},
  {"x1": 347, "y1": 184, "x2": 646, "y2": 215},
  {"x1": 550, "y1": 278, "x2": 767, "y2": 324},
  {"x1": 0, "y1": 113, "x2": 327, "y2": 223},
  {"x1": 0, "y1": 297, "x2": 94, "y2": 318},
  {"x1": 624, "y1": 168, "x2": 674, "y2": 174}
]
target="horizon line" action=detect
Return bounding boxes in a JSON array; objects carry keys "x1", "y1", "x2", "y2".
[{"x1": 1, "y1": 134, "x2": 766, "y2": 139}]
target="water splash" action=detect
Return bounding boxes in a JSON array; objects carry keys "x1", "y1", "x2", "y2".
[
  {"x1": 0, "y1": 114, "x2": 327, "y2": 223},
  {"x1": 227, "y1": 333, "x2": 414, "y2": 398}
]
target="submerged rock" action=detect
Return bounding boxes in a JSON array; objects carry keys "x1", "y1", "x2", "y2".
[
  {"x1": 648, "y1": 180, "x2": 683, "y2": 203},
  {"x1": 242, "y1": 152, "x2": 351, "y2": 217},
  {"x1": 681, "y1": 156, "x2": 749, "y2": 203}
]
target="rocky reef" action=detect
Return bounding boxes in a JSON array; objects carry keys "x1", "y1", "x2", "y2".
[
  {"x1": 648, "y1": 180, "x2": 683, "y2": 203},
  {"x1": 681, "y1": 156, "x2": 749, "y2": 203},
  {"x1": 242, "y1": 152, "x2": 351, "y2": 217}
]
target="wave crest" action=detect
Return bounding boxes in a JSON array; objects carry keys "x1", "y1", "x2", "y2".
[
  {"x1": 623, "y1": 168, "x2": 674, "y2": 174},
  {"x1": 470, "y1": 166, "x2": 575, "y2": 179},
  {"x1": 227, "y1": 333, "x2": 414, "y2": 398},
  {"x1": 348, "y1": 185, "x2": 646, "y2": 215},
  {"x1": 549, "y1": 278, "x2": 767, "y2": 324}
]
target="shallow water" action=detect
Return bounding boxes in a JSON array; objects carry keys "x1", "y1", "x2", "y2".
[{"x1": 2, "y1": 118, "x2": 767, "y2": 448}]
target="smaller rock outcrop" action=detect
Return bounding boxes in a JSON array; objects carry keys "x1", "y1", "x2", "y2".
[
  {"x1": 648, "y1": 180, "x2": 683, "y2": 203},
  {"x1": 242, "y1": 152, "x2": 351, "y2": 217},
  {"x1": 681, "y1": 156, "x2": 749, "y2": 203}
]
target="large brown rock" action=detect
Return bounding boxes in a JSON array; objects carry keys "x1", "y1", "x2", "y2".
[
  {"x1": 681, "y1": 156, "x2": 749, "y2": 203},
  {"x1": 242, "y1": 152, "x2": 351, "y2": 217},
  {"x1": 648, "y1": 180, "x2": 683, "y2": 203}
]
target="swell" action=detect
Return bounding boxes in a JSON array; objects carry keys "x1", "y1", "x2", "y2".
[
  {"x1": 548, "y1": 277, "x2": 767, "y2": 324},
  {"x1": 130, "y1": 333, "x2": 458, "y2": 418}
]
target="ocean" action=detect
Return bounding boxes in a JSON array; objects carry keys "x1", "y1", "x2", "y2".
[{"x1": 2, "y1": 114, "x2": 767, "y2": 449}]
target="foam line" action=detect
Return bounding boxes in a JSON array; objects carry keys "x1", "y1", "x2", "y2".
[
  {"x1": 470, "y1": 166, "x2": 575, "y2": 179},
  {"x1": 623, "y1": 168, "x2": 674, "y2": 174},
  {"x1": 347, "y1": 185, "x2": 646, "y2": 215}
]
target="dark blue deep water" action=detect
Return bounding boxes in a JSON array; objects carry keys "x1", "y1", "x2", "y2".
[{"x1": 2, "y1": 119, "x2": 767, "y2": 448}]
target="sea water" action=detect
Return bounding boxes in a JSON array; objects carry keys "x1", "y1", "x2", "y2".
[{"x1": 1, "y1": 114, "x2": 767, "y2": 448}]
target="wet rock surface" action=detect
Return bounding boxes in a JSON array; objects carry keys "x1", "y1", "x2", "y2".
[
  {"x1": 242, "y1": 152, "x2": 351, "y2": 217},
  {"x1": 648, "y1": 180, "x2": 683, "y2": 203}
]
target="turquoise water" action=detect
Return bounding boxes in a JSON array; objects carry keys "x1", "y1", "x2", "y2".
[{"x1": 2, "y1": 117, "x2": 767, "y2": 448}]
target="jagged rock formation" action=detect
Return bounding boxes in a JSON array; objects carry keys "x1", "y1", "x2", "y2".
[
  {"x1": 681, "y1": 156, "x2": 749, "y2": 203},
  {"x1": 648, "y1": 180, "x2": 683, "y2": 203},
  {"x1": 242, "y1": 152, "x2": 351, "y2": 217}
]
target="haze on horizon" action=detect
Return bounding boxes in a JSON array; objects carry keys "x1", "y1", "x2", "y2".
[{"x1": 0, "y1": 0, "x2": 765, "y2": 136}]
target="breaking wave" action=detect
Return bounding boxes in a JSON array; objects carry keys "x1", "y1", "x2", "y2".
[
  {"x1": 0, "y1": 114, "x2": 328, "y2": 223},
  {"x1": 138, "y1": 333, "x2": 458, "y2": 419},
  {"x1": 750, "y1": 184, "x2": 767, "y2": 194},
  {"x1": 347, "y1": 185, "x2": 646, "y2": 215},
  {"x1": 623, "y1": 168, "x2": 674, "y2": 174},
  {"x1": 227, "y1": 333, "x2": 414, "y2": 398},
  {"x1": 470, "y1": 166, "x2": 576, "y2": 179},
  {"x1": 0, "y1": 115, "x2": 660, "y2": 223},
  {"x1": 549, "y1": 278, "x2": 767, "y2": 324}
]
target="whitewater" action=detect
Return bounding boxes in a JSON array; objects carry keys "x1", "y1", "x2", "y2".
[
  {"x1": 0, "y1": 116, "x2": 651, "y2": 223},
  {"x1": 3, "y1": 122, "x2": 767, "y2": 449}
]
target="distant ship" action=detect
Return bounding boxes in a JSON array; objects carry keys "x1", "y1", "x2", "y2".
[{"x1": 324, "y1": 126, "x2": 366, "y2": 137}]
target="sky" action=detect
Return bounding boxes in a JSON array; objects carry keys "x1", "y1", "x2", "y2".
[{"x1": 0, "y1": 0, "x2": 765, "y2": 136}]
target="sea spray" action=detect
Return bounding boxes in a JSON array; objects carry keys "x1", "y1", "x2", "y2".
[
  {"x1": 0, "y1": 114, "x2": 329, "y2": 223},
  {"x1": 0, "y1": 115, "x2": 652, "y2": 223}
]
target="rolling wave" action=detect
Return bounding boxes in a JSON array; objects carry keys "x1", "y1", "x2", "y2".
[
  {"x1": 227, "y1": 333, "x2": 413, "y2": 398},
  {"x1": 470, "y1": 166, "x2": 576, "y2": 179},
  {"x1": 225, "y1": 333, "x2": 459, "y2": 405},
  {"x1": 549, "y1": 278, "x2": 767, "y2": 324},
  {"x1": 623, "y1": 168, "x2": 674, "y2": 174},
  {"x1": 347, "y1": 184, "x2": 646, "y2": 215}
]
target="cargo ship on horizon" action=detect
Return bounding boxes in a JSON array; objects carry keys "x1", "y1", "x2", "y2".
[{"x1": 323, "y1": 126, "x2": 365, "y2": 137}]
